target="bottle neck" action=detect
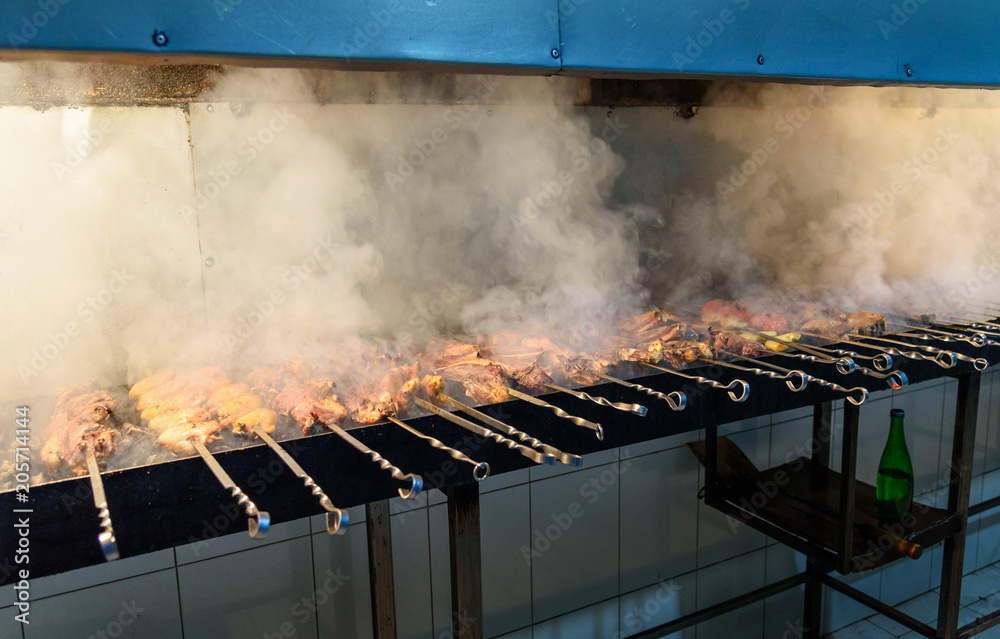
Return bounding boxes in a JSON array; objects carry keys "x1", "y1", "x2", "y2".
[{"x1": 887, "y1": 415, "x2": 906, "y2": 445}]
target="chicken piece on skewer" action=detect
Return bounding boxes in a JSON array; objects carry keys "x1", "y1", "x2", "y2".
[
  {"x1": 231, "y1": 408, "x2": 278, "y2": 436},
  {"x1": 848, "y1": 311, "x2": 886, "y2": 336},
  {"x1": 462, "y1": 364, "x2": 511, "y2": 405},
  {"x1": 559, "y1": 353, "x2": 618, "y2": 386},
  {"x1": 266, "y1": 377, "x2": 347, "y2": 435},
  {"x1": 147, "y1": 407, "x2": 212, "y2": 434},
  {"x1": 290, "y1": 400, "x2": 347, "y2": 433},
  {"x1": 40, "y1": 386, "x2": 119, "y2": 475},
  {"x1": 129, "y1": 371, "x2": 175, "y2": 399},
  {"x1": 140, "y1": 390, "x2": 210, "y2": 422},
  {"x1": 214, "y1": 394, "x2": 265, "y2": 429},
  {"x1": 420, "y1": 374, "x2": 445, "y2": 400},
  {"x1": 617, "y1": 341, "x2": 664, "y2": 365},
  {"x1": 157, "y1": 421, "x2": 222, "y2": 456},
  {"x1": 709, "y1": 330, "x2": 768, "y2": 359},
  {"x1": 800, "y1": 319, "x2": 855, "y2": 339}
]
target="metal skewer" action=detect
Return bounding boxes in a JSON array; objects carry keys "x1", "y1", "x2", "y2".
[
  {"x1": 414, "y1": 397, "x2": 557, "y2": 464},
  {"x1": 855, "y1": 334, "x2": 988, "y2": 371},
  {"x1": 737, "y1": 327, "x2": 856, "y2": 371},
  {"x1": 84, "y1": 446, "x2": 119, "y2": 561},
  {"x1": 642, "y1": 363, "x2": 750, "y2": 402},
  {"x1": 720, "y1": 352, "x2": 870, "y2": 405},
  {"x1": 543, "y1": 382, "x2": 648, "y2": 416},
  {"x1": 797, "y1": 330, "x2": 954, "y2": 370},
  {"x1": 594, "y1": 374, "x2": 688, "y2": 411},
  {"x1": 324, "y1": 423, "x2": 423, "y2": 499},
  {"x1": 504, "y1": 388, "x2": 605, "y2": 440},
  {"x1": 192, "y1": 439, "x2": 269, "y2": 539},
  {"x1": 440, "y1": 394, "x2": 582, "y2": 466},
  {"x1": 770, "y1": 349, "x2": 908, "y2": 390},
  {"x1": 891, "y1": 323, "x2": 994, "y2": 348},
  {"x1": 251, "y1": 426, "x2": 347, "y2": 534},
  {"x1": 387, "y1": 416, "x2": 490, "y2": 481}
]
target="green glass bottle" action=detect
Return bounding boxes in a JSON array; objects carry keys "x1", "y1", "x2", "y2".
[{"x1": 875, "y1": 408, "x2": 914, "y2": 524}]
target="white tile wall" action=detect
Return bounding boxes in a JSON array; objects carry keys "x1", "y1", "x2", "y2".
[
  {"x1": 0, "y1": 606, "x2": 24, "y2": 639},
  {"x1": 23, "y1": 570, "x2": 182, "y2": 639},
  {"x1": 11, "y1": 376, "x2": 999, "y2": 639}
]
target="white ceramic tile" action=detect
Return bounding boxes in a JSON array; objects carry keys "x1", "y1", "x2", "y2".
[
  {"x1": 530, "y1": 448, "x2": 619, "y2": 481},
  {"x1": 312, "y1": 519, "x2": 373, "y2": 639},
  {"x1": 529, "y1": 462, "x2": 620, "y2": 622},
  {"x1": 695, "y1": 601, "x2": 764, "y2": 639},
  {"x1": 985, "y1": 373, "x2": 1000, "y2": 474},
  {"x1": 1, "y1": 583, "x2": 15, "y2": 609},
  {"x1": 765, "y1": 544, "x2": 805, "y2": 584},
  {"x1": 387, "y1": 489, "x2": 430, "y2": 525},
  {"x1": 977, "y1": 483, "x2": 1000, "y2": 569},
  {"x1": 493, "y1": 627, "x2": 533, "y2": 639},
  {"x1": 30, "y1": 549, "x2": 174, "y2": 599},
  {"x1": 619, "y1": 571, "x2": 696, "y2": 638},
  {"x1": 771, "y1": 406, "x2": 815, "y2": 425},
  {"x1": 482, "y1": 486, "x2": 533, "y2": 637},
  {"x1": 827, "y1": 619, "x2": 894, "y2": 638},
  {"x1": 763, "y1": 588, "x2": 806, "y2": 639},
  {"x1": 429, "y1": 503, "x2": 452, "y2": 639},
  {"x1": 619, "y1": 447, "x2": 699, "y2": 592},
  {"x1": 958, "y1": 563, "x2": 1000, "y2": 606},
  {"x1": 696, "y1": 428, "x2": 769, "y2": 568},
  {"x1": 23, "y1": 570, "x2": 182, "y2": 639},
  {"x1": 696, "y1": 548, "x2": 765, "y2": 609},
  {"x1": 391, "y1": 503, "x2": 433, "y2": 639},
  {"x1": 0, "y1": 606, "x2": 24, "y2": 639},
  {"x1": 720, "y1": 415, "x2": 771, "y2": 436},
  {"x1": 821, "y1": 569, "x2": 883, "y2": 634},
  {"x1": 174, "y1": 518, "x2": 310, "y2": 564},
  {"x1": 177, "y1": 536, "x2": 318, "y2": 639},
  {"x1": 866, "y1": 612, "x2": 909, "y2": 636},
  {"x1": 768, "y1": 415, "x2": 816, "y2": 469},
  {"x1": 878, "y1": 543, "x2": 934, "y2": 605},
  {"x1": 621, "y1": 430, "x2": 699, "y2": 459},
  {"x1": 479, "y1": 467, "x2": 530, "y2": 494},
  {"x1": 532, "y1": 596, "x2": 619, "y2": 639}
]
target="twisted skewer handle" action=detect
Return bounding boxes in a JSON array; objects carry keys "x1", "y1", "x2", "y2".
[
  {"x1": 545, "y1": 383, "x2": 647, "y2": 416},
  {"x1": 414, "y1": 398, "x2": 556, "y2": 464},
  {"x1": 388, "y1": 416, "x2": 490, "y2": 481},
  {"x1": 326, "y1": 423, "x2": 423, "y2": 499},
  {"x1": 801, "y1": 374, "x2": 869, "y2": 405},
  {"x1": 193, "y1": 440, "x2": 270, "y2": 538},
  {"x1": 505, "y1": 389, "x2": 605, "y2": 440},
  {"x1": 85, "y1": 446, "x2": 119, "y2": 561},
  {"x1": 710, "y1": 358, "x2": 809, "y2": 392},
  {"x1": 440, "y1": 395, "x2": 582, "y2": 466},
  {"x1": 857, "y1": 336, "x2": 986, "y2": 370},
  {"x1": 253, "y1": 426, "x2": 348, "y2": 534},
  {"x1": 647, "y1": 364, "x2": 749, "y2": 402},
  {"x1": 595, "y1": 374, "x2": 687, "y2": 411}
]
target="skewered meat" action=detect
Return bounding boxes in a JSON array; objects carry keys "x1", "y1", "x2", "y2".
[
  {"x1": 508, "y1": 363, "x2": 553, "y2": 389},
  {"x1": 290, "y1": 400, "x2": 347, "y2": 432},
  {"x1": 800, "y1": 319, "x2": 855, "y2": 339},
  {"x1": 147, "y1": 408, "x2": 211, "y2": 434},
  {"x1": 618, "y1": 341, "x2": 664, "y2": 365},
  {"x1": 659, "y1": 340, "x2": 715, "y2": 367},
  {"x1": 214, "y1": 395, "x2": 265, "y2": 427},
  {"x1": 258, "y1": 374, "x2": 346, "y2": 435},
  {"x1": 209, "y1": 383, "x2": 251, "y2": 407},
  {"x1": 463, "y1": 364, "x2": 510, "y2": 404},
  {"x1": 129, "y1": 371, "x2": 175, "y2": 399},
  {"x1": 848, "y1": 311, "x2": 886, "y2": 335},
  {"x1": 420, "y1": 374, "x2": 445, "y2": 400},
  {"x1": 40, "y1": 385, "x2": 118, "y2": 475},
  {"x1": 231, "y1": 408, "x2": 278, "y2": 435},
  {"x1": 157, "y1": 421, "x2": 222, "y2": 456},
  {"x1": 344, "y1": 389, "x2": 395, "y2": 425},
  {"x1": 560, "y1": 353, "x2": 616, "y2": 385},
  {"x1": 710, "y1": 330, "x2": 767, "y2": 358}
]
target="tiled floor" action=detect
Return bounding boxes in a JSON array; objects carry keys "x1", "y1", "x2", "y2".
[{"x1": 824, "y1": 562, "x2": 1000, "y2": 638}]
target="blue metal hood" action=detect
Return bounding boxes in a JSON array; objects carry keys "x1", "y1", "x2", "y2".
[{"x1": 1, "y1": 0, "x2": 999, "y2": 87}]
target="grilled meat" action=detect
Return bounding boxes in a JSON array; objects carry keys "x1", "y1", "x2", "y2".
[
  {"x1": 462, "y1": 364, "x2": 510, "y2": 404},
  {"x1": 508, "y1": 363, "x2": 553, "y2": 389},
  {"x1": 147, "y1": 407, "x2": 212, "y2": 434},
  {"x1": 230, "y1": 408, "x2": 278, "y2": 435},
  {"x1": 848, "y1": 311, "x2": 886, "y2": 335},
  {"x1": 344, "y1": 389, "x2": 395, "y2": 425},
  {"x1": 157, "y1": 420, "x2": 222, "y2": 456},
  {"x1": 256, "y1": 372, "x2": 346, "y2": 435},
  {"x1": 214, "y1": 395, "x2": 265, "y2": 428},
  {"x1": 40, "y1": 385, "x2": 119, "y2": 475},
  {"x1": 129, "y1": 371, "x2": 175, "y2": 399},
  {"x1": 560, "y1": 353, "x2": 616, "y2": 386},
  {"x1": 420, "y1": 374, "x2": 445, "y2": 400},
  {"x1": 617, "y1": 341, "x2": 664, "y2": 365},
  {"x1": 710, "y1": 330, "x2": 767, "y2": 358},
  {"x1": 659, "y1": 340, "x2": 715, "y2": 367},
  {"x1": 800, "y1": 319, "x2": 855, "y2": 339}
]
